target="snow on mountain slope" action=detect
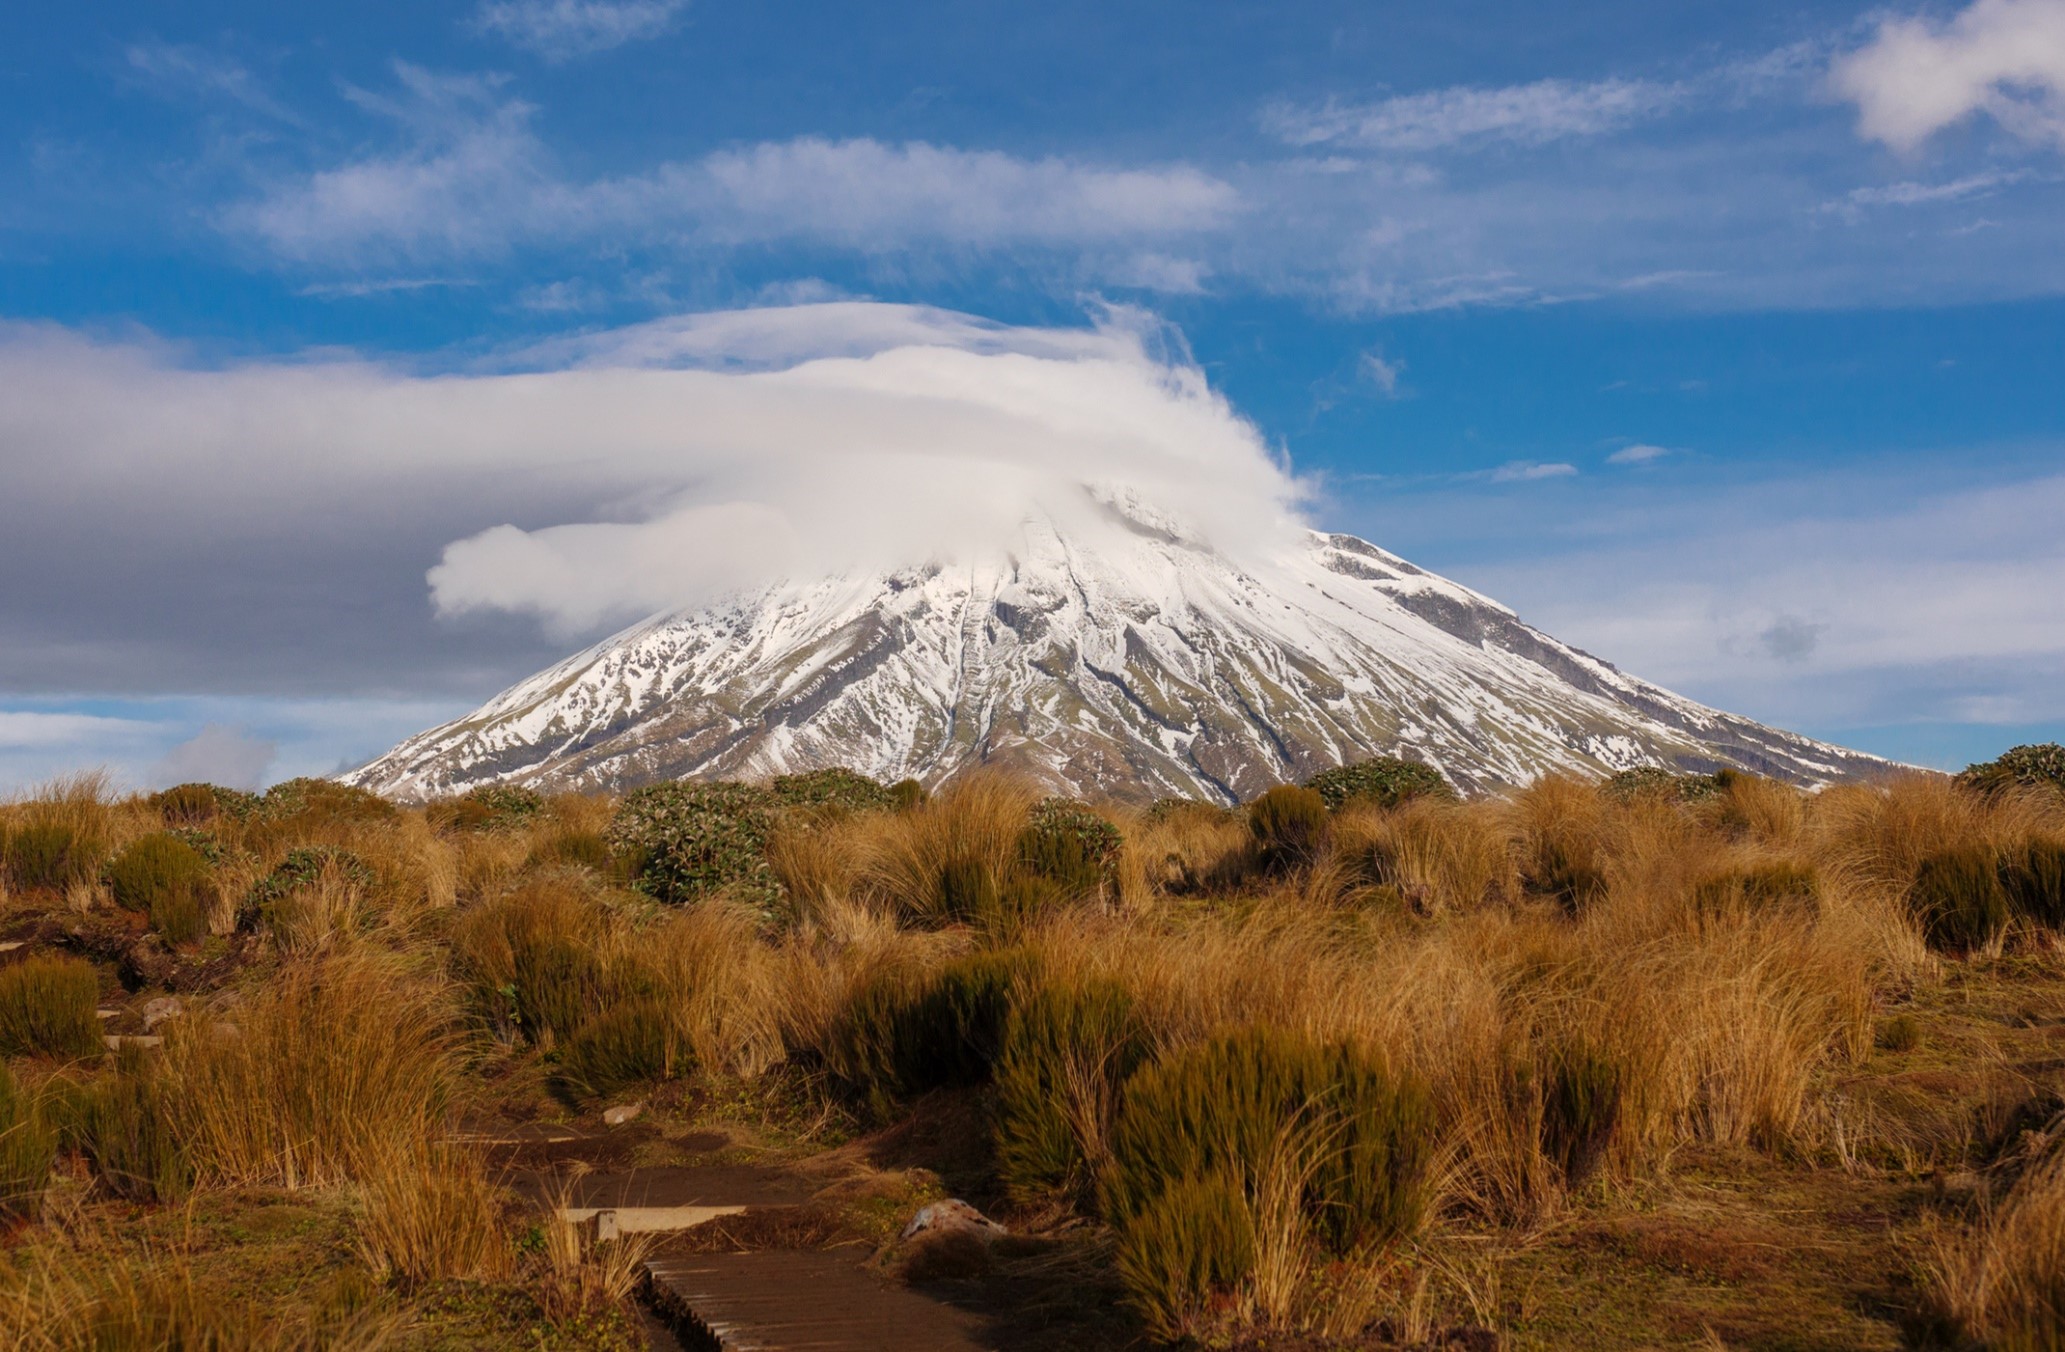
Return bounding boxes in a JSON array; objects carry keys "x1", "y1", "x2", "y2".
[{"x1": 346, "y1": 505, "x2": 1890, "y2": 803}]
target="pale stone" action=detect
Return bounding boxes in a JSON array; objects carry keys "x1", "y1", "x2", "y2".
[{"x1": 602, "y1": 1102, "x2": 645, "y2": 1126}]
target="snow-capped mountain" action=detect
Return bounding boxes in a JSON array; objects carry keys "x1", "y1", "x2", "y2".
[{"x1": 348, "y1": 505, "x2": 1888, "y2": 803}]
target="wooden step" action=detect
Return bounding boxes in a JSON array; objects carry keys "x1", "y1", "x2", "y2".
[{"x1": 646, "y1": 1249, "x2": 987, "y2": 1351}]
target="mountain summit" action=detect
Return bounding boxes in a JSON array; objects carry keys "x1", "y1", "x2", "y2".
[{"x1": 348, "y1": 503, "x2": 1886, "y2": 802}]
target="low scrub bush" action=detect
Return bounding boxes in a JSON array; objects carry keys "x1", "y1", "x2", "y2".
[
  {"x1": 1105, "y1": 1025, "x2": 1437, "y2": 1252},
  {"x1": 1247, "y1": 785, "x2": 1328, "y2": 874},
  {"x1": 0, "y1": 955, "x2": 105, "y2": 1061},
  {"x1": 1016, "y1": 798, "x2": 1124, "y2": 900},
  {"x1": 258, "y1": 777, "x2": 397, "y2": 825},
  {"x1": 771, "y1": 767, "x2": 897, "y2": 814},
  {"x1": 2001, "y1": 839, "x2": 2065, "y2": 930},
  {"x1": 426, "y1": 783, "x2": 545, "y2": 834},
  {"x1": 0, "y1": 1063, "x2": 56, "y2": 1222},
  {"x1": 1305, "y1": 756, "x2": 1456, "y2": 811},
  {"x1": 554, "y1": 998, "x2": 678, "y2": 1102},
  {"x1": 831, "y1": 949, "x2": 1037, "y2": 1112},
  {"x1": 149, "y1": 781, "x2": 259, "y2": 827},
  {"x1": 1114, "y1": 1167, "x2": 1254, "y2": 1339},
  {"x1": 1601, "y1": 766, "x2": 1686, "y2": 803},
  {"x1": 1958, "y1": 742, "x2": 2065, "y2": 801},
  {"x1": 247, "y1": 846, "x2": 375, "y2": 915},
  {"x1": 993, "y1": 979, "x2": 1147, "y2": 1204},
  {"x1": 105, "y1": 832, "x2": 213, "y2": 945},
  {"x1": 607, "y1": 781, "x2": 782, "y2": 909},
  {"x1": 72, "y1": 1046, "x2": 190, "y2": 1203},
  {"x1": 1911, "y1": 845, "x2": 2011, "y2": 954}
]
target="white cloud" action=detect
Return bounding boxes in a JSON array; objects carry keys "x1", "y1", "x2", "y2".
[
  {"x1": 123, "y1": 42, "x2": 297, "y2": 121},
  {"x1": 1489, "y1": 460, "x2": 1578, "y2": 482},
  {"x1": 230, "y1": 69, "x2": 1238, "y2": 265},
  {"x1": 149, "y1": 724, "x2": 276, "y2": 790},
  {"x1": 1832, "y1": 0, "x2": 2065, "y2": 151},
  {"x1": 1357, "y1": 350, "x2": 1403, "y2": 397},
  {"x1": 1265, "y1": 77, "x2": 1684, "y2": 152},
  {"x1": 0, "y1": 303, "x2": 1309, "y2": 640},
  {"x1": 472, "y1": 0, "x2": 687, "y2": 60},
  {"x1": 1606, "y1": 443, "x2": 1673, "y2": 464},
  {"x1": 1837, "y1": 169, "x2": 2029, "y2": 208}
]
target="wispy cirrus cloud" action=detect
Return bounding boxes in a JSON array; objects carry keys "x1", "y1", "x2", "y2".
[
  {"x1": 1831, "y1": 0, "x2": 2065, "y2": 151},
  {"x1": 471, "y1": 0, "x2": 688, "y2": 60},
  {"x1": 230, "y1": 65, "x2": 1238, "y2": 266},
  {"x1": 1264, "y1": 76, "x2": 1685, "y2": 152},
  {"x1": 122, "y1": 41, "x2": 299, "y2": 122}
]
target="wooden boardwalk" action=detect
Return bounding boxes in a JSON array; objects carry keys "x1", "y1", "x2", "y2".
[{"x1": 646, "y1": 1249, "x2": 989, "y2": 1352}]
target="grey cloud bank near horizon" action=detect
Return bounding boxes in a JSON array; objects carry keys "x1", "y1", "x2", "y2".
[{"x1": 1, "y1": 298, "x2": 2061, "y2": 792}]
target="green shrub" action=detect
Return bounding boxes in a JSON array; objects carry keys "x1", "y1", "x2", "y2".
[
  {"x1": 2001, "y1": 840, "x2": 2065, "y2": 929},
  {"x1": 149, "y1": 782, "x2": 260, "y2": 827},
  {"x1": 259, "y1": 777, "x2": 397, "y2": 824},
  {"x1": 606, "y1": 781, "x2": 782, "y2": 908},
  {"x1": 771, "y1": 767, "x2": 896, "y2": 815},
  {"x1": 0, "y1": 1063, "x2": 56, "y2": 1222},
  {"x1": 993, "y1": 979, "x2": 1146, "y2": 1204},
  {"x1": 890, "y1": 778, "x2": 928, "y2": 811},
  {"x1": 1113, "y1": 1168, "x2": 1254, "y2": 1339},
  {"x1": 832, "y1": 950, "x2": 1039, "y2": 1113},
  {"x1": 74, "y1": 1046, "x2": 190, "y2": 1202},
  {"x1": 1017, "y1": 799, "x2": 1124, "y2": 899},
  {"x1": 1247, "y1": 785, "x2": 1328, "y2": 873},
  {"x1": 1912, "y1": 845, "x2": 2011, "y2": 954},
  {"x1": 244, "y1": 846, "x2": 375, "y2": 927},
  {"x1": 1958, "y1": 743, "x2": 2065, "y2": 801},
  {"x1": 0, "y1": 955, "x2": 105, "y2": 1061},
  {"x1": 1541, "y1": 1041, "x2": 1622, "y2": 1187},
  {"x1": 1601, "y1": 766, "x2": 1681, "y2": 803},
  {"x1": 1144, "y1": 796, "x2": 1225, "y2": 824},
  {"x1": 1305, "y1": 757, "x2": 1456, "y2": 811},
  {"x1": 1105, "y1": 1026, "x2": 1435, "y2": 1255},
  {"x1": 555, "y1": 999, "x2": 677, "y2": 1102},
  {"x1": 105, "y1": 833, "x2": 213, "y2": 945},
  {"x1": 2, "y1": 821, "x2": 97, "y2": 893},
  {"x1": 428, "y1": 783, "x2": 545, "y2": 833}
]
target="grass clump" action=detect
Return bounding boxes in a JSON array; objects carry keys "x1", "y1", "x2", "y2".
[
  {"x1": 831, "y1": 949, "x2": 1036, "y2": 1112},
  {"x1": 2, "y1": 823, "x2": 96, "y2": 894},
  {"x1": 70, "y1": 1046, "x2": 191, "y2": 1203},
  {"x1": 0, "y1": 1064, "x2": 57, "y2": 1222},
  {"x1": 357, "y1": 1143, "x2": 511, "y2": 1290},
  {"x1": 1540, "y1": 1040, "x2": 1624, "y2": 1187},
  {"x1": 0, "y1": 955, "x2": 105, "y2": 1061},
  {"x1": 1305, "y1": 756, "x2": 1456, "y2": 811},
  {"x1": 1016, "y1": 798, "x2": 1123, "y2": 900},
  {"x1": 993, "y1": 979, "x2": 1146, "y2": 1205},
  {"x1": 449, "y1": 884, "x2": 612, "y2": 1046},
  {"x1": 1247, "y1": 785, "x2": 1328, "y2": 874},
  {"x1": 1912, "y1": 844, "x2": 2011, "y2": 954},
  {"x1": 606, "y1": 781, "x2": 782, "y2": 909},
  {"x1": 2002, "y1": 839, "x2": 2065, "y2": 930},
  {"x1": 555, "y1": 999, "x2": 678, "y2": 1103},
  {"x1": 105, "y1": 832, "x2": 213, "y2": 944},
  {"x1": 160, "y1": 954, "x2": 453, "y2": 1189},
  {"x1": 1113, "y1": 1167, "x2": 1255, "y2": 1338}
]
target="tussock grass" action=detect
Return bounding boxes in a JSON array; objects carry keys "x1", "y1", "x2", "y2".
[
  {"x1": 160, "y1": 953, "x2": 455, "y2": 1189},
  {"x1": 356, "y1": 1141, "x2": 510, "y2": 1289},
  {"x1": 0, "y1": 956, "x2": 105, "y2": 1062}
]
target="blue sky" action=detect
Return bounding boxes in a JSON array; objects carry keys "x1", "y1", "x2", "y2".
[{"x1": 1, "y1": 0, "x2": 2062, "y2": 789}]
